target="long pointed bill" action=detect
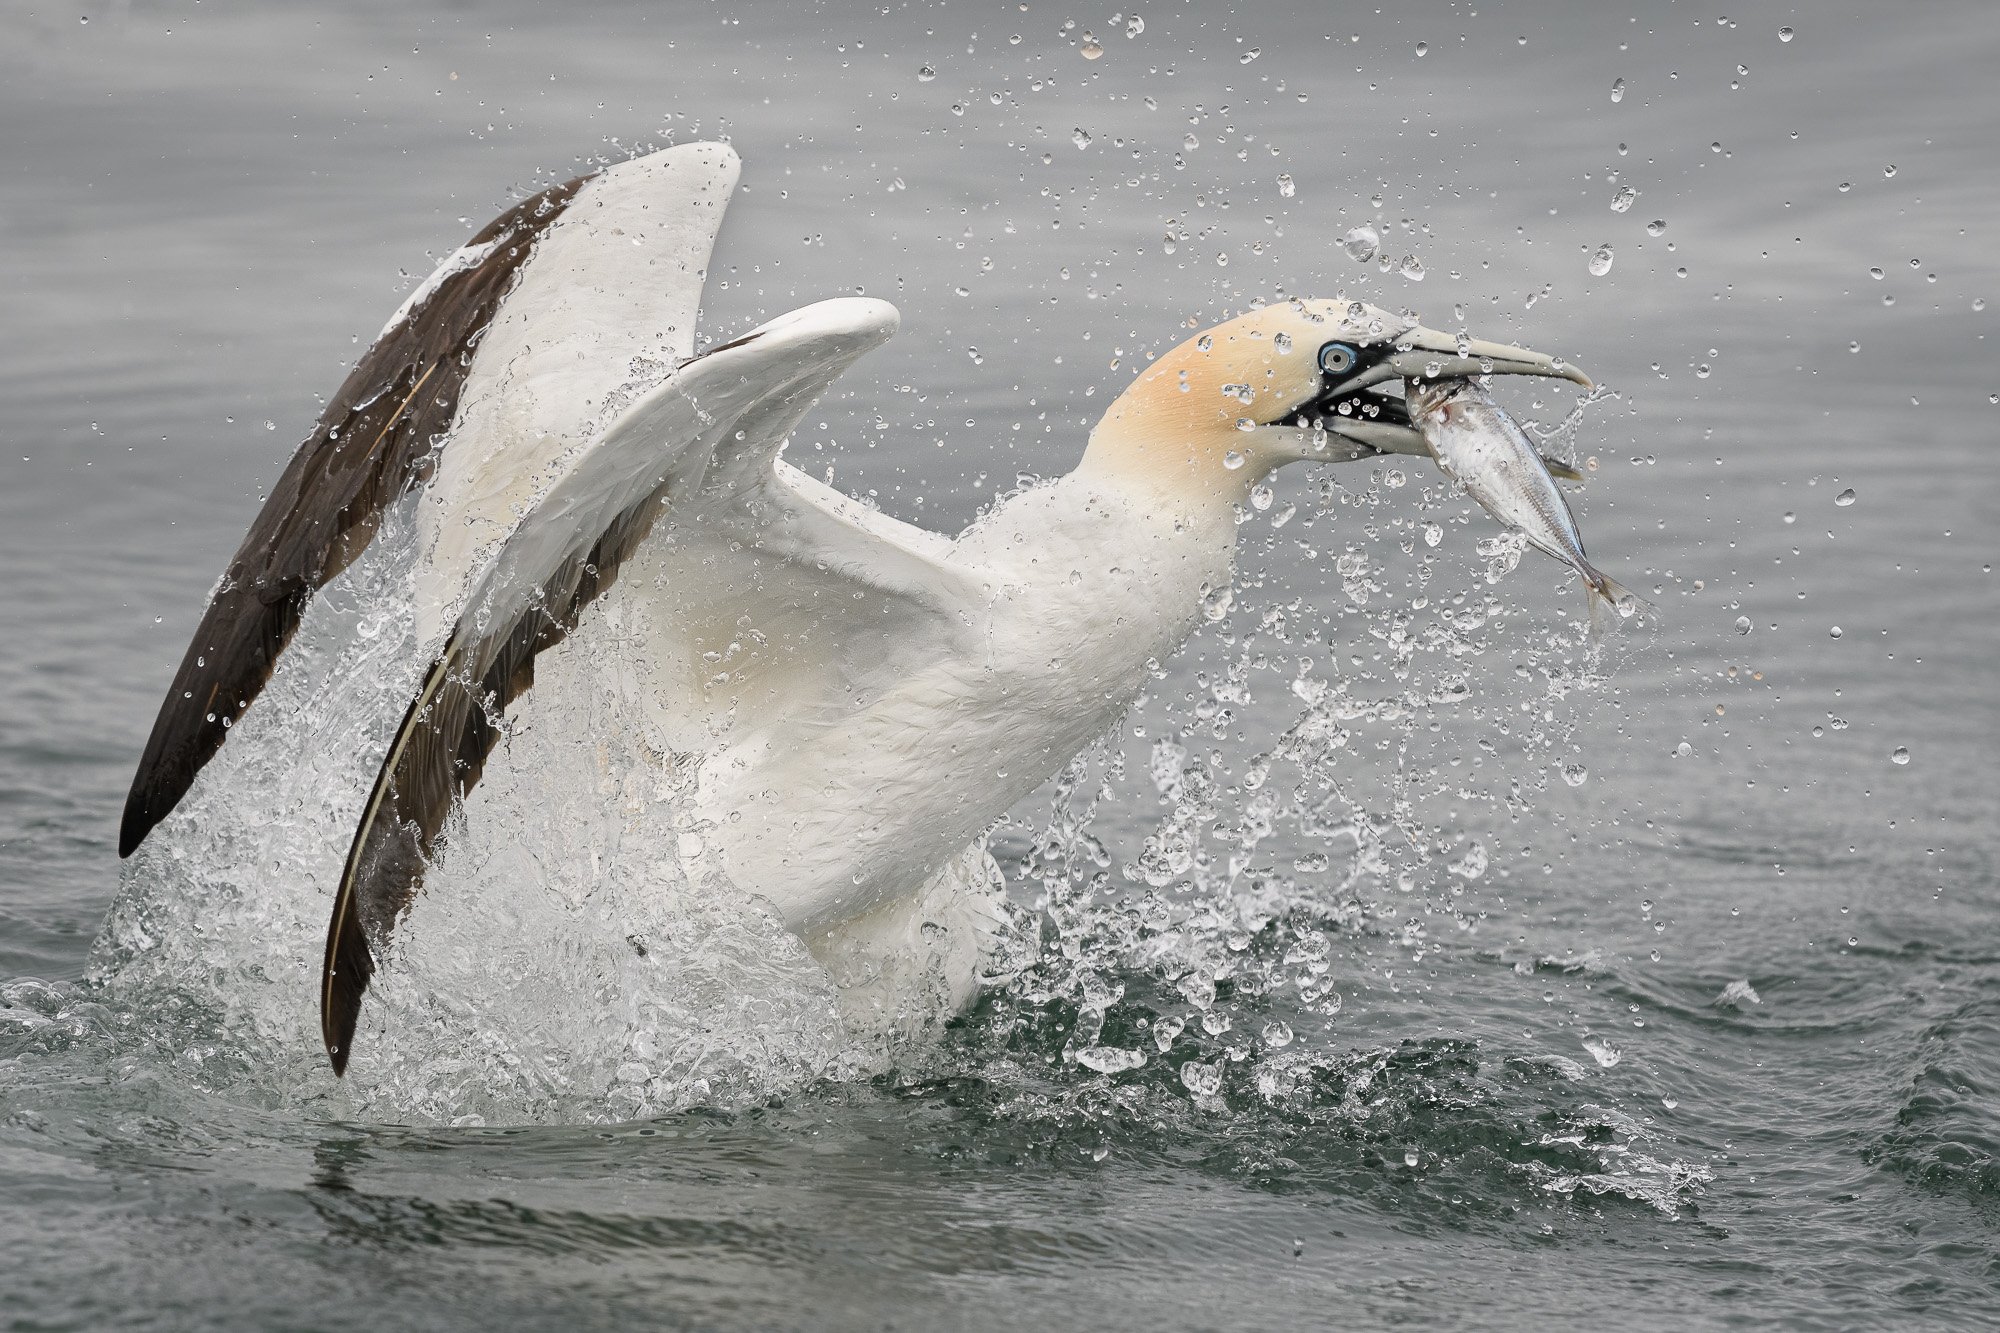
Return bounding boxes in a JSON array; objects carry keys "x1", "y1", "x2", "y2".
[
  {"x1": 1290, "y1": 324, "x2": 1593, "y2": 458},
  {"x1": 1330, "y1": 325, "x2": 1593, "y2": 396}
]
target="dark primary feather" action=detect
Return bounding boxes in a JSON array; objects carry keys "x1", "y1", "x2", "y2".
[
  {"x1": 320, "y1": 495, "x2": 664, "y2": 1074},
  {"x1": 118, "y1": 173, "x2": 591, "y2": 858}
]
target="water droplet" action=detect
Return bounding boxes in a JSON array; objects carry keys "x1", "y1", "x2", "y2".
[
  {"x1": 1581, "y1": 1036, "x2": 1623, "y2": 1068},
  {"x1": 1646, "y1": 219, "x2": 1667, "y2": 236},
  {"x1": 1838, "y1": 181, "x2": 1851, "y2": 193},
  {"x1": 1610, "y1": 185, "x2": 1638, "y2": 213},
  {"x1": 1179, "y1": 1060, "x2": 1225, "y2": 1096},
  {"x1": 1126, "y1": 14, "x2": 1145, "y2": 37},
  {"x1": 1869, "y1": 267, "x2": 1885, "y2": 280},
  {"x1": 1080, "y1": 33, "x2": 1104, "y2": 59},
  {"x1": 1399, "y1": 254, "x2": 1425, "y2": 281},
  {"x1": 1883, "y1": 164, "x2": 1897, "y2": 178},
  {"x1": 1422, "y1": 522, "x2": 1442, "y2": 547},
  {"x1": 1676, "y1": 741, "x2": 1695, "y2": 757},
  {"x1": 1341, "y1": 226, "x2": 1380, "y2": 263},
  {"x1": 916, "y1": 64, "x2": 936, "y2": 82},
  {"x1": 1414, "y1": 41, "x2": 1429, "y2": 57},
  {"x1": 1071, "y1": 127, "x2": 1092, "y2": 149},
  {"x1": 1276, "y1": 172, "x2": 1296, "y2": 198},
  {"x1": 1262, "y1": 1020, "x2": 1294, "y2": 1048},
  {"x1": 1696, "y1": 363, "x2": 1712, "y2": 379},
  {"x1": 1829, "y1": 625, "x2": 1843, "y2": 638},
  {"x1": 1075, "y1": 1046, "x2": 1145, "y2": 1074},
  {"x1": 1891, "y1": 746, "x2": 1910, "y2": 765},
  {"x1": 1250, "y1": 482, "x2": 1275, "y2": 511},
  {"x1": 1783, "y1": 511, "x2": 1797, "y2": 524},
  {"x1": 1561, "y1": 762, "x2": 1589, "y2": 787},
  {"x1": 1734, "y1": 616, "x2": 1753, "y2": 635},
  {"x1": 1779, "y1": 25, "x2": 1795, "y2": 41},
  {"x1": 1240, "y1": 47, "x2": 1261, "y2": 64},
  {"x1": 1403, "y1": 1148, "x2": 1420, "y2": 1167},
  {"x1": 1610, "y1": 77, "x2": 1626, "y2": 102},
  {"x1": 1273, "y1": 332, "x2": 1293, "y2": 354},
  {"x1": 1588, "y1": 244, "x2": 1615, "y2": 276},
  {"x1": 1835, "y1": 488, "x2": 1856, "y2": 507},
  {"x1": 1223, "y1": 450, "x2": 1247, "y2": 469}
]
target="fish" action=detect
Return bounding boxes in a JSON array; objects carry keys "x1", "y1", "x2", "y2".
[{"x1": 1406, "y1": 376, "x2": 1645, "y2": 628}]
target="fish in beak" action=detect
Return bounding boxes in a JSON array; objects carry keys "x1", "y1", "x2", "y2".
[{"x1": 1285, "y1": 323, "x2": 1594, "y2": 459}]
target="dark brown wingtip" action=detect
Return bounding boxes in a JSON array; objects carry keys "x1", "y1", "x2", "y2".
[
  {"x1": 304, "y1": 440, "x2": 671, "y2": 1076},
  {"x1": 321, "y1": 906, "x2": 375, "y2": 1078},
  {"x1": 117, "y1": 173, "x2": 598, "y2": 864},
  {"x1": 116, "y1": 795, "x2": 150, "y2": 859}
]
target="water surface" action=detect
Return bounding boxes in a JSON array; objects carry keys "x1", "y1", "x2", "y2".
[{"x1": 3, "y1": 2, "x2": 1998, "y2": 1328}]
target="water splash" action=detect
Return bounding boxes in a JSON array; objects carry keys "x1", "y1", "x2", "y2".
[
  {"x1": 61, "y1": 385, "x2": 1663, "y2": 1176},
  {"x1": 84, "y1": 500, "x2": 938, "y2": 1125}
]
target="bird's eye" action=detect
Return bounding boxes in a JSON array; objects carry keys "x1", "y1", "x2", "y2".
[{"x1": 1318, "y1": 341, "x2": 1361, "y2": 376}]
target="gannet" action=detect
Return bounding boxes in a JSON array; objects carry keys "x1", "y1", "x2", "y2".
[{"x1": 117, "y1": 143, "x2": 1590, "y2": 1074}]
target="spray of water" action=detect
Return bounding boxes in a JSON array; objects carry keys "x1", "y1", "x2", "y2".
[{"x1": 19, "y1": 385, "x2": 1704, "y2": 1211}]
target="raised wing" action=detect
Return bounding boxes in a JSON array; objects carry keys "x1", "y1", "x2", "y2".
[
  {"x1": 120, "y1": 143, "x2": 742, "y2": 857},
  {"x1": 320, "y1": 298, "x2": 953, "y2": 1073}
]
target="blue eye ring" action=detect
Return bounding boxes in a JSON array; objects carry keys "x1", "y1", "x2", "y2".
[{"x1": 1318, "y1": 341, "x2": 1361, "y2": 375}]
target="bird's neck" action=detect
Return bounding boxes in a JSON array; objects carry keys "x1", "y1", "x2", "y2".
[{"x1": 1073, "y1": 341, "x2": 1292, "y2": 520}]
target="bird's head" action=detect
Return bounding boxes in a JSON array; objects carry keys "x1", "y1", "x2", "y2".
[{"x1": 1081, "y1": 297, "x2": 1590, "y2": 510}]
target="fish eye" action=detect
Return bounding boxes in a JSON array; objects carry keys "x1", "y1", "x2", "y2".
[{"x1": 1317, "y1": 341, "x2": 1361, "y2": 376}]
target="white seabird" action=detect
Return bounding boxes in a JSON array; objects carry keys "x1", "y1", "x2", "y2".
[{"x1": 117, "y1": 143, "x2": 1590, "y2": 1074}]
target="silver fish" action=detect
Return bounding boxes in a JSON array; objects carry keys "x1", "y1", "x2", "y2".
[{"x1": 1406, "y1": 376, "x2": 1643, "y2": 625}]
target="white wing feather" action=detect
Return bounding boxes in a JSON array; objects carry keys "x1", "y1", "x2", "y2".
[
  {"x1": 323, "y1": 295, "x2": 982, "y2": 1067},
  {"x1": 415, "y1": 142, "x2": 744, "y2": 642}
]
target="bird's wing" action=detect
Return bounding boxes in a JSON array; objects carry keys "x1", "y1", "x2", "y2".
[
  {"x1": 320, "y1": 297, "x2": 960, "y2": 1072},
  {"x1": 120, "y1": 143, "x2": 741, "y2": 857}
]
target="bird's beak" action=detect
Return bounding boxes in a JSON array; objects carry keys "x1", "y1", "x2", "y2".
[
  {"x1": 1286, "y1": 324, "x2": 1593, "y2": 459},
  {"x1": 1338, "y1": 325, "x2": 1593, "y2": 396}
]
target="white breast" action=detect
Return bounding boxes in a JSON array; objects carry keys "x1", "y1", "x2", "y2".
[{"x1": 700, "y1": 475, "x2": 1234, "y2": 932}]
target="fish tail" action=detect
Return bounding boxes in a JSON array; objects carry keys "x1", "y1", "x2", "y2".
[
  {"x1": 1539, "y1": 453, "x2": 1587, "y2": 483},
  {"x1": 1578, "y1": 563, "x2": 1653, "y2": 638}
]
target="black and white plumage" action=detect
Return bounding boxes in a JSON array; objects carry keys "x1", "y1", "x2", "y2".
[
  {"x1": 122, "y1": 143, "x2": 1593, "y2": 1076},
  {"x1": 118, "y1": 173, "x2": 589, "y2": 858}
]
